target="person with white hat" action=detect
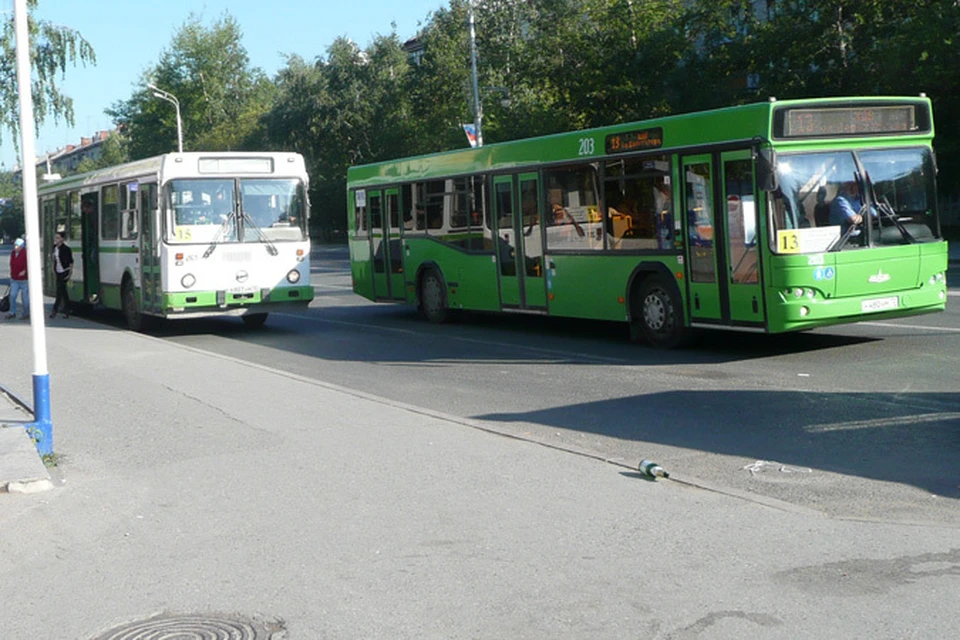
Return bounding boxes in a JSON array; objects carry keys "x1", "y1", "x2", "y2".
[{"x1": 7, "y1": 237, "x2": 28, "y2": 319}]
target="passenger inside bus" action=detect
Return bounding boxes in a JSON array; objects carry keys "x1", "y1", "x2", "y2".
[{"x1": 550, "y1": 203, "x2": 584, "y2": 236}]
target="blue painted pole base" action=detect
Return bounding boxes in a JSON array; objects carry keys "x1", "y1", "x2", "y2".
[{"x1": 28, "y1": 373, "x2": 53, "y2": 456}]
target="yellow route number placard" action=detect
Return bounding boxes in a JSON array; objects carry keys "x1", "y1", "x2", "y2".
[{"x1": 776, "y1": 230, "x2": 800, "y2": 254}]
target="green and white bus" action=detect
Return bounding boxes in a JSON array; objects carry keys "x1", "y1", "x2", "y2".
[
  {"x1": 39, "y1": 151, "x2": 313, "y2": 330},
  {"x1": 347, "y1": 97, "x2": 948, "y2": 347}
]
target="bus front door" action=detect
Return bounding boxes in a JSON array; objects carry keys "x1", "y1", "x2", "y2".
[
  {"x1": 682, "y1": 152, "x2": 764, "y2": 326},
  {"x1": 493, "y1": 173, "x2": 546, "y2": 311},
  {"x1": 139, "y1": 184, "x2": 160, "y2": 314},
  {"x1": 720, "y1": 150, "x2": 764, "y2": 324},
  {"x1": 683, "y1": 155, "x2": 721, "y2": 321}
]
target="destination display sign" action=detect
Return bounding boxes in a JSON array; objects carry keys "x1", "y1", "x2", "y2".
[
  {"x1": 775, "y1": 105, "x2": 929, "y2": 139},
  {"x1": 605, "y1": 127, "x2": 663, "y2": 154}
]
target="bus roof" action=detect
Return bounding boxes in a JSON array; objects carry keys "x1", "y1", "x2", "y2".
[
  {"x1": 347, "y1": 96, "x2": 933, "y2": 188},
  {"x1": 38, "y1": 151, "x2": 308, "y2": 195}
]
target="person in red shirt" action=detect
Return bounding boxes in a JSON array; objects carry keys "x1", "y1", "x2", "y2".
[{"x1": 7, "y1": 237, "x2": 28, "y2": 319}]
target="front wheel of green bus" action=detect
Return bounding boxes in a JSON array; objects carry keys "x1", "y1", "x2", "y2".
[{"x1": 634, "y1": 275, "x2": 687, "y2": 349}]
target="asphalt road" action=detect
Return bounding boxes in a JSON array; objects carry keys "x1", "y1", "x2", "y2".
[{"x1": 142, "y1": 245, "x2": 960, "y2": 526}]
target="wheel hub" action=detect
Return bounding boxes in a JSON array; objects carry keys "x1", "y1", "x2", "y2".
[{"x1": 644, "y1": 291, "x2": 666, "y2": 331}]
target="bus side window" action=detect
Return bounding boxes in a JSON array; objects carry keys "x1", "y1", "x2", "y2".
[
  {"x1": 69, "y1": 191, "x2": 82, "y2": 242},
  {"x1": 101, "y1": 184, "x2": 120, "y2": 240},
  {"x1": 120, "y1": 182, "x2": 139, "y2": 240}
]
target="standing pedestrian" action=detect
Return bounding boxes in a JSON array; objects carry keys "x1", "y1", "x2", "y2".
[
  {"x1": 51, "y1": 231, "x2": 73, "y2": 319},
  {"x1": 7, "y1": 237, "x2": 28, "y2": 319}
]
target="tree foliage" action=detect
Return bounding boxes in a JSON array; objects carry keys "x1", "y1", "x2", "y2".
[
  {"x1": 73, "y1": 132, "x2": 129, "y2": 175},
  {"x1": 0, "y1": 0, "x2": 96, "y2": 154},
  {"x1": 108, "y1": 12, "x2": 271, "y2": 160}
]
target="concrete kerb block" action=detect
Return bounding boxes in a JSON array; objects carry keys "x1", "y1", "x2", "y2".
[
  {"x1": 0, "y1": 425, "x2": 53, "y2": 494},
  {"x1": 5, "y1": 478, "x2": 55, "y2": 494}
]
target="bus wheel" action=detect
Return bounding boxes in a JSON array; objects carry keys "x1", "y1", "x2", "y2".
[
  {"x1": 420, "y1": 268, "x2": 449, "y2": 324},
  {"x1": 121, "y1": 277, "x2": 143, "y2": 332},
  {"x1": 242, "y1": 313, "x2": 268, "y2": 328},
  {"x1": 635, "y1": 275, "x2": 686, "y2": 349}
]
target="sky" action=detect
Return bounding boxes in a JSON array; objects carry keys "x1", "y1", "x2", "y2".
[{"x1": 1, "y1": 0, "x2": 448, "y2": 169}]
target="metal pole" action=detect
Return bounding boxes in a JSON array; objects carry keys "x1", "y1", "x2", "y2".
[
  {"x1": 14, "y1": 0, "x2": 53, "y2": 455},
  {"x1": 174, "y1": 100, "x2": 183, "y2": 153},
  {"x1": 148, "y1": 84, "x2": 183, "y2": 153},
  {"x1": 468, "y1": 1, "x2": 483, "y2": 147}
]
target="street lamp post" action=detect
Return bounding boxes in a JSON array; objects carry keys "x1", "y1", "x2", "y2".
[
  {"x1": 147, "y1": 84, "x2": 183, "y2": 153},
  {"x1": 468, "y1": 1, "x2": 483, "y2": 148}
]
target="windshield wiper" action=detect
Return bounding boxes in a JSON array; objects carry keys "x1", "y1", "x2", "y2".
[
  {"x1": 876, "y1": 194, "x2": 915, "y2": 244},
  {"x1": 202, "y1": 214, "x2": 233, "y2": 259},
  {"x1": 241, "y1": 212, "x2": 279, "y2": 256}
]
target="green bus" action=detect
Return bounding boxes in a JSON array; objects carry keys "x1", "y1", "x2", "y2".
[{"x1": 347, "y1": 96, "x2": 948, "y2": 347}]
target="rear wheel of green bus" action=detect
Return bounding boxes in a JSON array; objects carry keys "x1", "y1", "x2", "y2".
[
  {"x1": 242, "y1": 313, "x2": 268, "y2": 328},
  {"x1": 420, "y1": 268, "x2": 449, "y2": 324},
  {"x1": 121, "y1": 277, "x2": 143, "y2": 332},
  {"x1": 635, "y1": 275, "x2": 686, "y2": 349}
]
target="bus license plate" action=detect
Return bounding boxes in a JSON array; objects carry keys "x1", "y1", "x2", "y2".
[
  {"x1": 861, "y1": 296, "x2": 898, "y2": 312},
  {"x1": 229, "y1": 286, "x2": 257, "y2": 294}
]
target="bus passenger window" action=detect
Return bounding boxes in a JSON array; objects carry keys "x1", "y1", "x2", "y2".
[
  {"x1": 604, "y1": 155, "x2": 668, "y2": 251},
  {"x1": 543, "y1": 164, "x2": 601, "y2": 251},
  {"x1": 101, "y1": 184, "x2": 120, "y2": 240}
]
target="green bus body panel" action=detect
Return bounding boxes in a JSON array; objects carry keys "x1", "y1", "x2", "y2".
[
  {"x1": 767, "y1": 243, "x2": 947, "y2": 330},
  {"x1": 405, "y1": 240, "x2": 501, "y2": 312},
  {"x1": 350, "y1": 237, "x2": 374, "y2": 300}
]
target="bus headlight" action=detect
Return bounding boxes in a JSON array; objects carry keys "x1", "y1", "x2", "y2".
[
  {"x1": 286, "y1": 269, "x2": 301, "y2": 284},
  {"x1": 181, "y1": 273, "x2": 196, "y2": 289}
]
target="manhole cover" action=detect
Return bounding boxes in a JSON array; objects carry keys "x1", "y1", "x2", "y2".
[{"x1": 92, "y1": 612, "x2": 285, "y2": 639}]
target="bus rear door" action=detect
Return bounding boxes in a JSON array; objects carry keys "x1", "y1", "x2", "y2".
[
  {"x1": 493, "y1": 173, "x2": 546, "y2": 311},
  {"x1": 81, "y1": 192, "x2": 101, "y2": 302},
  {"x1": 368, "y1": 188, "x2": 404, "y2": 301}
]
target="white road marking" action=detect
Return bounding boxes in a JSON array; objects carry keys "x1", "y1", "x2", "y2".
[{"x1": 860, "y1": 321, "x2": 960, "y2": 333}]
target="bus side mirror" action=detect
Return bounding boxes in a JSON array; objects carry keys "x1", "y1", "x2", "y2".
[{"x1": 756, "y1": 148, "x2": 778, "y2": 192}]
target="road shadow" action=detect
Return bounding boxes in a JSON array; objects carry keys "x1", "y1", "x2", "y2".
[{"x1": 476, "y1": 389, "x2": 960, "y2": 499}]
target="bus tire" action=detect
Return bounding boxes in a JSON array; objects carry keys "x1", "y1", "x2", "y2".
[
  {"x1": 420, "y1": 268, "x2": 449, "y2": 324},
  {"x1": 634, "y1": 274, "x2": 686, "y2": 349},
  {"x1": 121, "y1": 277, "x2": 143, "y2": 332},
  {"x1": 242, "y1": 313, "x2": 268, "y2": 328}
]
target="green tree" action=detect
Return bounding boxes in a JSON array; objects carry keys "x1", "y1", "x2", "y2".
[
  {"x1": 261, "y1": 34, "x2": 417, "y2": 238},
  {"x1": 108, "y1": 12, "x2": 271, "y2": 160},
  {"x1": 0, "y1": 171, "x2": 24, "y2": 240},
  {"x1": 0, "y1": 0, "x2": 96, "y2": 152}
]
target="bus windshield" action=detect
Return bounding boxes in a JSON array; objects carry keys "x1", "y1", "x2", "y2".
[
  {"x1": 167, "y1": 178, "x2": 307, "y2": 244},
  {"x1": 770, "y1": 147, "x2": 939, "y2": 253}
]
